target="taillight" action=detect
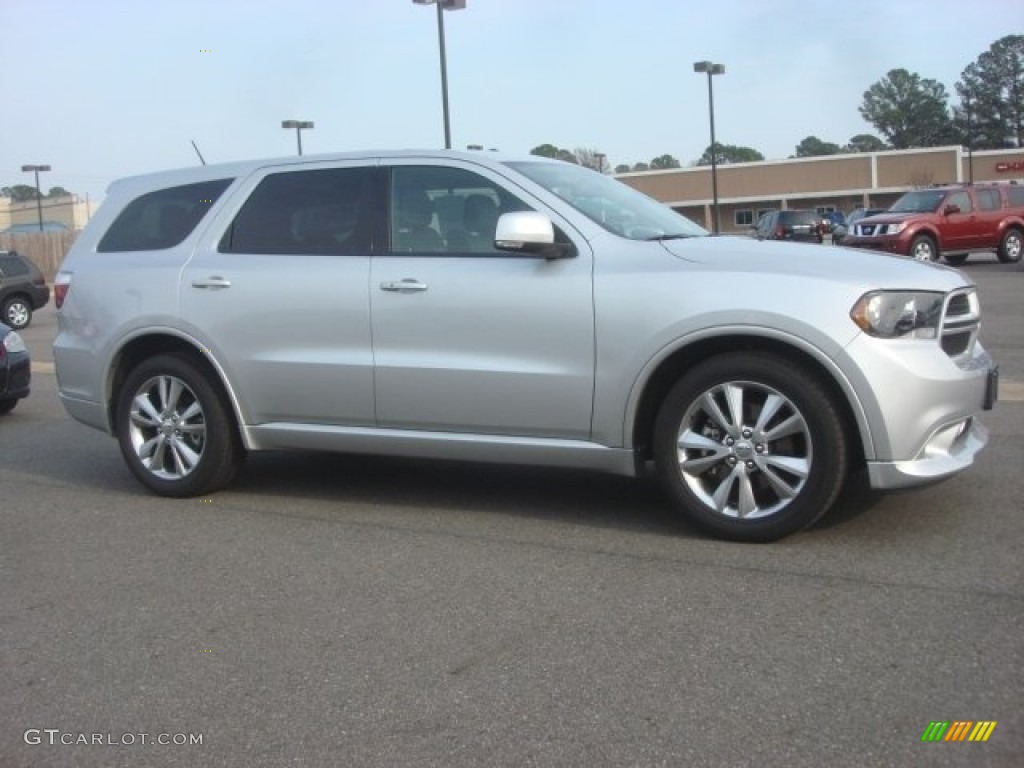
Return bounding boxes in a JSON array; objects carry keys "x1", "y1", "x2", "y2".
[
  {"x1": 54, "y1": 271, "x2": 72, "y2": 309},
  {"x1": 775, "y1": 226, "x2": 785, "y2": 238}
]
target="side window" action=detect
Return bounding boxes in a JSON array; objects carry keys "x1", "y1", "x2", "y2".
[
  {"x1": 221, "y1": 167, "x2": 374, "y2": 255},
  {"x1": 1007, "y1": 187, "x2": 1024, "y2": 207},
  {"x1": 0, "y1": 256, "x2": 30, "y2": 277},
  {"x1": 98, "y1": 179, "x2": 233, "y2": 252},
  {"x1": 734, "y1": 209, "x2": 754, "y2": 227},
  {"x1": 976, "y1": 189, "x2": 1001, "y2": 211},
  {"x1": 389, "y1": 166, "x2": 532, "y2": 254},
  {"x1": 946, "y1": 191, "x2": 972, "y2": 214}
]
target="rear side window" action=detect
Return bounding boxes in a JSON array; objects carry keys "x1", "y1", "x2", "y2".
[
  {"x1": 220, "y1": 167, "x2": 375, "y2": 255},
  {"x1": 98, "y1": 179, "x2": 233, "y2": 252},
  {"x1": 0, "y1": 255, "x2": 30, "y2": 277},
  {"x1": 1007, "y1": 187, "x2": 1024, "y2": 207},
  {"x1": 976, "y1": 188, "x2": 1001, "y2": 211}
]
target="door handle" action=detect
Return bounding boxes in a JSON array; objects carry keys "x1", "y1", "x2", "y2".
[
  {"x1": 380, "y1": 279, "x2": 428, "y2": 293},
  {"x1": 191, "y1": 276, "x2": 232, "y2": 290}
]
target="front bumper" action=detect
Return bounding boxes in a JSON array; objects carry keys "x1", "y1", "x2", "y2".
[
  {"x1": 845, "y1": 236, "x2": 903, "y2": 255},
  {"x1": 842, "y1": 333, "x2": 995, "y2": 491}
]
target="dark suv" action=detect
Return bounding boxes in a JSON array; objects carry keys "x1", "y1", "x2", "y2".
[
  {"x1": 0, "y1": 250, "x2": 50, "y2": 329},
  {"x1": 755, "y1": 210, "x2": 824, "y2": 243}
]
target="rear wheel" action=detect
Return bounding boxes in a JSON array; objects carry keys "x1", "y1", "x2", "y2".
[
  {"x1": 2, "y1": 296, "x2": 31, "y2": 330},
  {"x1": 653, "y1": 352, "x2": 848, "y2": 542},
  {"x1": 909, "y1": 235, "x2": 938, "y2": 262},
  {"x1": 0, "y1": 399, "x2": 17, "y2": 415},
  {"x1": 115, "y1": 354, "x2": 243, "y2": 497},
  {"x1": 997, "y1": 228, "x2": 1022, "y2": 263},
  {"x1": 943, "y1": 253, "x2": 968, "y2": 266}
]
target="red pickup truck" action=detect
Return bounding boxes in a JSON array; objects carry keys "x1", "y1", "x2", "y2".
[{"x1": 843, "y1": 183, "x2": 1024, "y2": 265}]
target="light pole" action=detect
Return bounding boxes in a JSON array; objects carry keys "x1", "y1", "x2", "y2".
[
  {"x1": 693, "y1": 60, "x2": 725, "y2": 233},
  {"x1": 964, "y1": 93, "x2": 974, "y2": 185},
  {"x1": 21, "y1": 164, "x2": 51, "y2": 232},
  {"x1": 281, "y1": 120, "x2": 314, "y2": 156},
  {"x1": 593, "y1": 152, "x2": 606, "y2": 173},
  {"x1": 413, "y1": 0, "x2": 466, "y2": 149}
]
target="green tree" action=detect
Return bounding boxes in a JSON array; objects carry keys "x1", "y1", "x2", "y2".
[
  {"x1": 574, "y1": 148, "x2": 608, "y2": 172},
  {"x1": 845, "y1": 133, "x2": 888, "y2": 153},
  {"x1": 696, "y1": 143, "x2": 764, "y2": 165},
  {"x1": 859, "y1": 68, "x2": 955, "y2": 148},
  {"x1": 529, "y1": 143, "x2": 577, "y2": 164},
  {"x1": 795, "y1": 136, "x2": 842, "y2": 157},
  {"x1": 1, "y1": 184, "x2": 41, "y2": 202},
  {"x1": 614, "y1": 164, "x2": 631, "y2": 174},
  {"x1": 649, "y1": 154, "x2": 681, "y2": 169},
  {"x1": 47, "y1": 186, "x2": 72, "y2": 198},
  {"x1": 955, "y1": 35, "x2": 1024, "y2": 149},
  {"x1": 632, "y1": 162, "x2": 650, "y2": 172}
]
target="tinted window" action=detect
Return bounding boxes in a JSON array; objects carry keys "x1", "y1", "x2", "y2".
[
  {"x1": 0, "y1": 255, "x2": 30, "y2": 277},
  {"x1": 976, "y1": 188, "x2": 1001, "y2": 211},
  {"x1": 781, "y1": 211, "x2": 819, "y2": 226},
  {"x1": 390, "y1": 166, "x2": 532, "y2": 254},
  {"x1": 222, "y1": 168, "x2": 374, "y2": 255},
  {"x1": 1008, "y1": 187, "x2": 1024, "y2": 207},
  {"x1": 98, "y1": 179, "x2": 233, "y2": 252}
]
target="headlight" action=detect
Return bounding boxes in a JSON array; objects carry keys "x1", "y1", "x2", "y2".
[
  {"x1": 883, "y1": 222, "x2": 907, "y2": 235},
  {"x1": 850, "y1": 291, "x2": 944, "y2": 339},
  {"x1": 2, "y1": 331, "x2": 27, "y2": 354}
]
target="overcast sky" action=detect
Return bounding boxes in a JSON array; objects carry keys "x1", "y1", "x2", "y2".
[{"x1": 3, "y1": 0, "x2": 1021, "y2": 201}]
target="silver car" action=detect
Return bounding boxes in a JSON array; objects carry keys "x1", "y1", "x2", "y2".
[{"x1": 53, "y1": 150, "x2": 997, "y2": 541}]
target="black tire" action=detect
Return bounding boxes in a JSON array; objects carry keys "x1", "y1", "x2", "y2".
[
  {"x1": 115, "y1": 353, "x2": 243, "y2": 497},
  {"x1": 997, "y1": 228, "x2": 1022, "y2": 263},
  {"x1": 0, "y1": 398, "x2": 17, "y2": 415},
  {"x1": 943, "y1": 253, "x2": 968, "y2": 266},
  {"x1": 653, "y1": 352, "x2": 848, "y2": 542},
  {"x1": 909, "y1": 234, "x2": 939, "y2": 262},
  {"x1": 2, "y1": 296, "x2": 32, "y2": 330}
]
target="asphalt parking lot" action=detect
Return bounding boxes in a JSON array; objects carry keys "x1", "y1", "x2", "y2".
[{"x1": 2, "y1": 255, "x2": 1022, "y2": 767}]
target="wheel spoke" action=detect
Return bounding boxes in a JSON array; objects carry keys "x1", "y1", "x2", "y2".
[
  {"x1": 179, "y1": 401, "x2": 203, "y2": 422},
  {"x1": 758, "y1": 462, "x2": 800, "y2": 500},
  {"x1": 736, "y1": 471, "x2": 757, "y2": 518},
  {"x1": 753, "y1": 393, "x2": 785, "y2": 435},
  {"x1": 699, "y1": 391, "x2": 734, "y2": 435},
  {"x1": 145, "y1": 434, "x2": 168, "y2": 470},
  {"x1": 165, "y1": 377, "x2": 185, "y2": 413},
  {"x1": 169, "y1": 439, "x2": 200, "y2": 475},
  {"x1": 762, "y1": 412, "x2": 807, "y2": 442},
  {"x1": 711, "y1": 465, "x2": 742, "y2": 514},
  {"x1": 722, "y1": 384, "x2": 745, "y2": 431},
  {"x1": 131, "y1": 396, "x2": 162, "y2": 428}
]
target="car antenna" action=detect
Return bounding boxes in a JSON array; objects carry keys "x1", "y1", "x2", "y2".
[{"x1": 190, "y1": 140, "x2": 207, "y2": 166}]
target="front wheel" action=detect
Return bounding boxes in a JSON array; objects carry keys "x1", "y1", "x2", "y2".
[
  {"x1": 997, "y1": 228, "x2": 1022, "y2": 263},
  {"x1": 115, "y1": 353, "x2": 243, "y2": 497},
  {"x1": 909, "y1": 235, "x2": 939, "y2": 262},
  {"x1": 653, "y1": 353, "x2": 848, "y2": 542}
]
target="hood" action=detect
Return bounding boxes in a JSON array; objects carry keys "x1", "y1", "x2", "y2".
[
  {"x1": 857, "y1": 212, "x2": 918, "y2": 224},
  {"x1": 657, "y1": 235, "x2": 971, "y2": 293}
]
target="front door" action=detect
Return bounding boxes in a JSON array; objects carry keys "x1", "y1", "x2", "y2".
[{"x1": 370, "y1": 162, "x2": 595, "y2": 440}]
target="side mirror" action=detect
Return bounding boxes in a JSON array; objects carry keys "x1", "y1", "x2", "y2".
[
  {"x1": 943, "y1": 203, "x2": 962, "y2": 215},
  {"x1": 494, "y1": 212, "x2": 573, "y2": 259}
]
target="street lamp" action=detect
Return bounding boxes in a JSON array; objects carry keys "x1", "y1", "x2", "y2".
[
  {"x1": 693, "y1": 60, "x2": 725, "y2": 233},
  {"x1": 21, "y1": 164, "x2": 51, "y2": 232},
  {"x1": 593, "y1": 152, "x2": 607, "y2": 173},
  {"x1": 281, "y1": 120, "x2": 314, "y2": 156},
  {"x1": 413, "y1": 0, "x2": 466, "y2": 149},
  {"x1": 964, "y1": 93, "x2": 974, "y2": 185}
]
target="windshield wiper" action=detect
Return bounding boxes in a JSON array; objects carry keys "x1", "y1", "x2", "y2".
[{"x1": 645, "y1": 233, "x2": 698, "y2": 241}]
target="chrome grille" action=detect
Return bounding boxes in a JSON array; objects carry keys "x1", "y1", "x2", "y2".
[{"x1": 940, "y1": 288, "x2": 980, "y2": 360}]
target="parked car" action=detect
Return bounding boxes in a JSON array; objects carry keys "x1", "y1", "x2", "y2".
[
  {"x1": 53, "y1": 150, "x2": 996, "y2": 542},
  {"x1": 0, "y1": 323, "x2": 31, "y2": 415},
  {"x1": 843, "y1": 183, "x2": 1024, "y2": 264},
  {"x1": 820, "y1": 210, "x2": 846, "y2": 234},
  {"x1": 832, "y1": 208, "x2": 886, "y2": 246},
  {"x1": 0, "y1": 250, "x2": 51, "y2": 329},
  {"x1": 754, "y1": 209, "x2": 824, "y2": 243}
]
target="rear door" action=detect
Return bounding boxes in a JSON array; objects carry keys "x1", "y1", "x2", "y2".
[
  {"x1": 181, "y1": 161, "x2": 378, "y2": 427},
  {"x1": 370, "y1": 161, "x2": 595, "y2": 439},
  {"x1": 940, "y1": 190, "x2": 978, "y2": 251}
]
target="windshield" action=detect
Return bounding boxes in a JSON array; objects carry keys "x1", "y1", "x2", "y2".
[
  {"x1": 889, "y1": 190, "x2": 946, "y2": 213},
  {"x1": 505, "y1": 161, "x2": 708, "y2": 240}
]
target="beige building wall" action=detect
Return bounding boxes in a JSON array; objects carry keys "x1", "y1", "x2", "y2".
[
  {"x1": 1, "y1": 195, "x2": 97, "y2": 231},
  {"x1": 618, "y1": 146, "x2": 1024, "y2": 233}
]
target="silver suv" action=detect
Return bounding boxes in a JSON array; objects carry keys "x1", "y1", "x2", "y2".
[{"x1": 53, "y1": 151, "x2": 997, "y2": 541}]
